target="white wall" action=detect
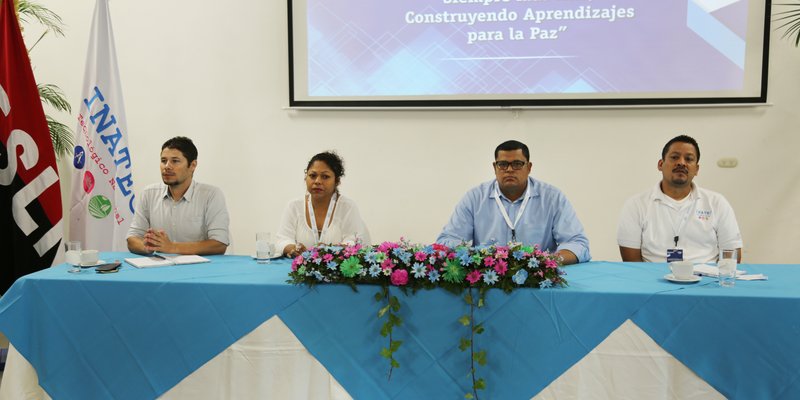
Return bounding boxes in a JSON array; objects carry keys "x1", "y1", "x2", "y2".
[{"x1": 26, "y1": 1, "x2": 800, "y2": 262}]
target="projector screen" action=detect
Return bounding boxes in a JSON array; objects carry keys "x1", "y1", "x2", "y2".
[{"x1": 288, "y1": 0, "x2": 770, "y2": 108}]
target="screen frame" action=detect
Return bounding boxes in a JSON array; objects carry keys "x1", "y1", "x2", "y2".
[{"x1": 287, "y1": 0, "x2": 771, "y2": 109}]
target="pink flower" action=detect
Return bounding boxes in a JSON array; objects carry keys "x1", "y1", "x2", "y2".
[
  {"x1": 378, "y1": 241, "x2": 399, "y2": 253},
  {"x1": 483, "y1": 256, "x2": 496, "y2": 267},
  {"x1": 291, "y1": 256, "x2": 305, "y2": 271},
  {"x1": 545, "y1": 259, "x2": 558, "y2": 269},
  {"x1": 381, "y1": 258, "x2": 396, "y2": 270},
  {"x1": 344, "y1": 244, "x2": 361, "y2": 257},
  {"x1": 466, "y1": 270, "x2": 482, "y2": 285},
  {"x1": 534, "y1": 249, "x2": 543, "y2": 257},
  {"x1": 323, "y1": 254, "x2": 334, "y2": 263},
  {"x1": 390, "y1": 269, "x2": 409, "y2": 286},
  {"x1": 432, "y1": 244, "x2": 449, "y2": 253},
  {"x1": 415, "y1": 251, "x2": 427, "y2": 261},
  {"x1": 495, "y1": 247, "x2": 509, "y2": 259},
  {"x1": 494, "y1": 259, "x2": 508, "y2": 275}
]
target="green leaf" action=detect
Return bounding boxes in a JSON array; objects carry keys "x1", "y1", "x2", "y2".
[
  {"x1": 458, "y1": 337, "x2": 471, "y2": 351},
  {"x1": 38, "y1": 84, "x2": 71, "y2": 113},
  {"x1": 458, "y1": 315, "x2": 471, "y2": 326},
  {"x1": 389, "y1": 340, "x2": 403, "y2": 352},
  {"x1": 390, "y1": 359, "x2": 400, "y2": 368},
  {"x1": 477, "y1": 298, "x2": 485, "y2": 308},
  {"x1": 474, "y1": 350, "x2": 487, "y2": 366},
  {"x1": 380, "y1": 348, "x2": 392, "y2": 359},
  {"x1": 374, "y1": 291, "x2": 384, "y2": 302},
  {"x1": 465, "y1": 394, "x2": 474, "y2": 399},
  {"x1": 388, "y1": 313, "x2": 402, "y2": 327},
  {"x1": 389, "y1": 295, "x2": 401, "y2": 312},
  {"x1": 46, "y1": 116, "x2": 74, "y2": 160},
  {"x1": 474, "y1": 378, "x2": 486, "y2": 390},
  {"x1": 463, "y1": 293, "x2": 473, "y2": 304},
  {"x1": 378, "y1": 304, "x2": 391, "y2": 319},
  {"x1": 17, "y1": 0, "x2": 66, "y2": 38},
  {"x1": 473, "y1": 324, "x2": 485, "y2": 335},
  {"x1": 380, "y1": 323, "x2": 391, "y2": 337}
]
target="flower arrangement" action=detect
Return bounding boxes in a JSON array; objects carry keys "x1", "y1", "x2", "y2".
[
  {"x1": 288, "y1": 239, "x2": 566, "y2": 291},
  {"x1": 287, "y1": 239, "x2": 567, "y2": 399}
]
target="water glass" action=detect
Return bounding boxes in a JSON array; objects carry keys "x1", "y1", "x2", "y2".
[
  {"x1": 718, "y1": 249, "x2": 738, "y2": 287},
  {"x1": 256, "y1": 232, "x2": 273, "y2": 264},
  {"x1": 65, "y1": 241, "x2": 82, "y2": 273}
]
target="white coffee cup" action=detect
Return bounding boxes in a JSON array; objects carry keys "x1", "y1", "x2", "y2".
[
  {"x1": 80, "y1": 249, "x2": 99, "y2": 266},
  {"x1": 669, "y1": 261, "x2": 694, "y2": 280}
]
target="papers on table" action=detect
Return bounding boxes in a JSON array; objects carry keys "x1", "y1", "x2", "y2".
[
  {"x1": 125, "y1": 255, "x2": 210, "y2": 268},
  {"x1": 693, "y1": 264, "x2": 768, "y2": 281}
]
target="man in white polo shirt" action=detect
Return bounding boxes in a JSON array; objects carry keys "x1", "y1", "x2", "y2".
[
  {"x1": 127, "y1": 136, "x2": 230, "y2": 255},
  {"x1": 617, "y1": 135, "x2": 742, "y2": 263}
]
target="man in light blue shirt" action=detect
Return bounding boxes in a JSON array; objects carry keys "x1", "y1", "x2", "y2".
[{"x1": 437, "y1": 140, "x2": 590, "y2": 264}]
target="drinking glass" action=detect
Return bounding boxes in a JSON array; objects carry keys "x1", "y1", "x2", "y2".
[
  {"x1": 256, "y1": 232, "x2": 273, "y2": 264},
  {"x1": 65, "y1": 241, "x2": 82, "y2": 273},
  {"x1": 718, "y1": 249, "x2": 738, "y2": 287}
]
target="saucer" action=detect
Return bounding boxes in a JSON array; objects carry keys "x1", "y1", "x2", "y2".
[
  {"x1": 80, "y1": 259, "x2": 106, "y2": 267},
  {"x1": 664, "y1": 273, "x2": 701, "y2": 284}
]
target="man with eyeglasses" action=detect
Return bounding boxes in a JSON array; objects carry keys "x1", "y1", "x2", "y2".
[
  {"x1": 617, "y1": 135, "x2": 742, "y2": 263},
  {"x1": 436, "y1": 140, "x2": 590, "y2": 265}
]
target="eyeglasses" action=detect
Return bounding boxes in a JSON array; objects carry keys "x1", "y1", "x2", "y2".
[{"x1": 494, "y1": 160, "x2": 527, "y2": 171}]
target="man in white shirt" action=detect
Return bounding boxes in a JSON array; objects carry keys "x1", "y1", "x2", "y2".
[
  {"x1": 127, "y1": 136, "x2": 230, "y2": 255},
  {"x1": 617, "y1": 135, "x2": 742, "y2": 263}
]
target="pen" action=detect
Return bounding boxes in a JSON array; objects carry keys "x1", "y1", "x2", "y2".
[{"x1": 151, "y1": 253, "x2": 166, "y2": 260}]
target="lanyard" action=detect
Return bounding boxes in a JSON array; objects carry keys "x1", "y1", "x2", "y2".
[
  {"x1": 493, "y1": 182, "x2": 531, "y2": 243},
  {"x1": 307, "y1": 192, "x2": 337, "y2": 244},
  {"x1": 668, "y1": 193, "x2": 696, "y2": 247}
]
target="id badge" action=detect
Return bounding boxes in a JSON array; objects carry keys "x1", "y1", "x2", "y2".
[{"x1": 666, "y1": 248, "x2": 684, "y2": 262}]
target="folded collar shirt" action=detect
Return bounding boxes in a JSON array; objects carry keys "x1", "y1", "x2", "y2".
[
  {"x1": 617, "y1": 182, "x2": 743, "y2": 263},
  {"x1": 126, "y1": 180, "x2": 230, "y2": 245},
  {"x1": 436, "y1": 177, "x2": 591, "y2": 262}
]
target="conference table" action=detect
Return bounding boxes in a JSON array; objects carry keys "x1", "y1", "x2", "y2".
[{"x1": 0, "y1": 253, "x2": 798, "y2": 399}]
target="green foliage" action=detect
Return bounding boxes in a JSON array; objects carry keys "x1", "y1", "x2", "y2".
[
  {"x1": 377, "y1": 286, "x2": 403, "y2": 379},
  {"x1": 775, "y1": 3, "x2": 800, "y2": 46},
  {"x1": 17, "y1": 0, "x2": 74, "y2": 160},
  {"x1": 288, "y1": 241, "x2": 570, "y2": 396}
]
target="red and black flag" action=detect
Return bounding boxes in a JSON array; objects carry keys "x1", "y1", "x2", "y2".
[{"x1": 0, "y1": 0, "x2": 63, "y2": 293}]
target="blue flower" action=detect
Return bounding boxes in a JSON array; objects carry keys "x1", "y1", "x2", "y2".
[
  {"x1": 392, "y1": 248, "x2": 412, "y2": 264},
  {"x1": 312, "y1": 271, "x2": 324, "y2": 281},
  {"x1": 368, "y1": 265, "x2": 382, "y2": 277},
  {"x1": 365, "y1": 251, "x2": 380, "y2": 265},
  {"x1": 428, "y1": 270, "x2": 441, "y2": 282},
  {"x1": 301, "y1": 250, "x2": 312, "y2": 259},
  {"x1": 512, "y1": 250, "x2": 525, "y2": 260},
  {"x1": 528, "y1": 258, "x2": 539, "y2": 268},
  {"x1": 421, "y1": 245, "x2": 434, "y2": 254},
  {"x1": 411, "y1": 263, "x2": 427, "y2": 278},
  {"x1": 483, "y1": 270, "x2": 499, "y2": 285},
  {"x1": 326, "y1": 261, "x2": 338, "y2": 270},
  {"x1": 428, "y1": 256, "x2": 437, "y2": 264},
  {"x1": 328, "y1": 246, "x2": 343, "y2": 253},
  {"x1": 512, "y1": 269, "x2": 528, "y2": 285},
  {"x1": 456, "y1": 248, "x2": 473, "y2": 266},
  {"x1": 539, "y1": 278, "x2": 553, "y2": 288}
]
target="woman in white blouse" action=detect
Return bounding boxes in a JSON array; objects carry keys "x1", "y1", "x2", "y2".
[{"x1": 277, "y1": 151, "x2": 371, "y2": 257}]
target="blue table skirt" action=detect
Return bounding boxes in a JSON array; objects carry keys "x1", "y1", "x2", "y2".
[{"x1": 0, "y1": 254, "x2": 798, "y2": 399}]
